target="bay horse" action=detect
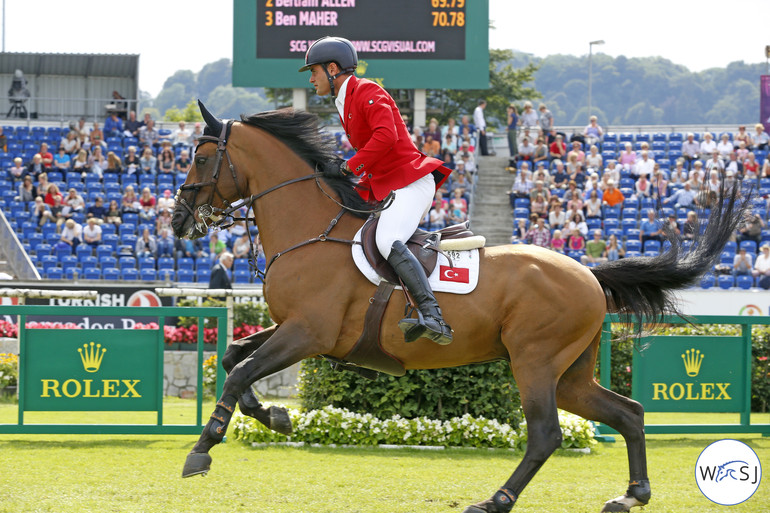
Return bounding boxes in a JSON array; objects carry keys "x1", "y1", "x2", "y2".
[{"x1": 172, "y1": 102, "x2": 746, "y2": 513}]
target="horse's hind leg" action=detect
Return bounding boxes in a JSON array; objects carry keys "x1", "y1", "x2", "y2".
[
  {"x1": 220, "y1": 325, "x2": 292, "y2": 435},
  {"x1": 556, "y1": 334, "x2": 650, "y2": 512},
  {"x1": 465, "y1": 372, "x2": 562, "y2": 513}
]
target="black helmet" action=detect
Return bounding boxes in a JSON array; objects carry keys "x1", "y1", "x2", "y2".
[{"x1": 298, "y1": 36, "x2": 358, "y2": 73}]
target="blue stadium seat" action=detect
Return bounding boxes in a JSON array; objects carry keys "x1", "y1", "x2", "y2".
[
  {"x1": 121, "y1": 268, "x2": 139, "y2": 281},
  {"x1": 178, "y1": 257, "x2": 194, "y2": 271},
  {"x1": 176, "y1": 269, "x2": 195, "y2": 283},
  {"x1": 100, "y1": 224, "x2": 116, "y2": 236},
  {"x1": 196, "y1": 268, "x2": 211, "y2": 283},
  {"x1": 139, "y1": 257, "x2": 156, "y2": 270},
  {"x1": 45, "y1": 267, "x2": 64, "y2": 280},
  {"x1": 717, "y1": 274, "x2": 734, "y2": 290},
  {"x1": 76, "y1": 244, "x2": 92, "y2": 259},
  {"x1": 233, "y1": 269, "x2": 251, "y2": 283},
  {"x1": 102, "y1": 234, "x2": 119, "y2": 251},
  {"x1": 652, "y1": 133, "x2": 667, "y2": 142},
  {"x1": 158, "y1": 257, "x2": 175, "y2": 271},
  {"x1": 643, "y1": 240, "x2": 661, "y2": 253},
  {"x1": 140, "y1": 269, "x2": 157, "y2": 281},
  {"x1": 119, "y1": 256, "x2": 137, "y2": 270},
  {"x1": 625, "y1": 240, "x2": 642, "y2": 252},
  {"x1": 736, "y1": 275, "x2": 754, "y2": 290},
  {"x1": 100, "y1": 255, "x2": 117, "y2": 269},
  {"x1": 102, "y1": 268, "x2": 120, "y2": 280},
  {"x1": 83, "y1": 267, "x2": 101, "y2": 280},
  {"x1": 720, "y1": 251, "x2": 735, "y2": 264},
  {"x1": 740, "y1": 240, "x2": 757, "y2": 253},
  {"x1": 700, "y1": 273, "x2": 715, "y2": 289}
]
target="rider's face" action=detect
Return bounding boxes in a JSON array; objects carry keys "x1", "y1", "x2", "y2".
[{"x1": 309, "y1": 64, "x2": 331, "y2": 96}]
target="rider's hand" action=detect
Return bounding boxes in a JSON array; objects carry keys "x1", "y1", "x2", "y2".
[{"x1": 321, "y1": 159, "x2": 350, "y2": 179}]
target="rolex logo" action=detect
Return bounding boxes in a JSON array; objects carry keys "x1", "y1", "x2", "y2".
[
  {"x1": 681, "y1": 348, "x2": 704, "y2": 377},
  {"x1": 356, "y1": 60, "x2": 368, "y2": 76},
  {"x1": 78, "y1": 342, "x2": 106, "y2": 373}
]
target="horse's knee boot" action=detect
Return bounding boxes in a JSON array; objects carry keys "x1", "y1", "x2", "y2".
[
  {"x1": 208, "y1": 396, "x2": 236, "y2": 441},
  {"x1": 492, "y1": 488, "x2": 516, "y2": 512},
  {"x1": 627, "y1": 480, "x2": 650, "y2": 504}
]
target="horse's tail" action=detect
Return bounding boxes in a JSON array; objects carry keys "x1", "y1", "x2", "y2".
[{"x1": 591, "y1": 183, "x2": 749, "y2": 332}]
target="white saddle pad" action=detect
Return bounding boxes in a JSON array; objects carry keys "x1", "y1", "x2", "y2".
[{"x1": 352, "y1": 227, "x2": 480, "y2": 294}]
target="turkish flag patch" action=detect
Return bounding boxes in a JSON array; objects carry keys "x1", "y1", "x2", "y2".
[{"x1": 439, "y1": 265, "x2": 469, "y2": 283}]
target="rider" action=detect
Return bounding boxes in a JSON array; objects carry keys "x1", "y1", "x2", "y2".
[{"x1": 299, "y1": 36, "x2": 453, "y2": 346}]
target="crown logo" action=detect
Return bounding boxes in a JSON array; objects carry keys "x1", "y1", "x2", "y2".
[
  {"x1": 356, "y1": 60, "x2": 368, "y2": 76},
  {"x1": 681, "y1": 348, "x2": 704, "y2": 377},
  {"x1": 78, "y1": 342, "x2": 106, "y2": 373}
]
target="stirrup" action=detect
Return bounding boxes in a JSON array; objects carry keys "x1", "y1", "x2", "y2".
[{"x1": 398, "y1": 310, "x2": 453, "y2": 345}]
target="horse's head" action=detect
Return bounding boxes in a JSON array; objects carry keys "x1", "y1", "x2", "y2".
[{"x1": 172, "y1": 101, "x2": 245, "y2": 239}]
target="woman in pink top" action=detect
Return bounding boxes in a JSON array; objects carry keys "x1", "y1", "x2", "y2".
[{"x1": 618, "y1": 142, "x2": 636, "y2": 170}]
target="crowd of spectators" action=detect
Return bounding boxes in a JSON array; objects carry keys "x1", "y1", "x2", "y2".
[{"x1": 504, "y1": 113, "x2": 770, "y2": 288}]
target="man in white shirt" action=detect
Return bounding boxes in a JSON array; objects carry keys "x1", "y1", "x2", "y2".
[
  {"x1": 633, "y1": 150, "x2": 655, "y2": 178},
  {"x1": 473, "y1": 100, "x2": 490, "y2": 156},
  {"x1": 752, "y1": 245, "x2": 770, "y2": 279},
  {"x1": 172, "y1": 121, "x2": 192, "y2": 147},
  {"x1": 700, "y1": 133, "x2": 717, "y2": 155}
]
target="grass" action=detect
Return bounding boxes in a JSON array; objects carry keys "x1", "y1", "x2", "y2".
[{"x1": 0, "y1": 400, "x2": 768, "y2": 512}]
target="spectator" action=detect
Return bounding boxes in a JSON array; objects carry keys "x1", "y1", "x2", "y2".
[
  {"x1": 682, "y1": 211, "x2": 698, "y2": 240},
  {"x1": 82, "y1": 217, "x2": 102, "y2": 248},
  {"x1": 585, "y1": 189, "x2": 602, "y2": 219},
  {"x1": 511, "y1": 218, "x2": 528, "y2": 243},
  {"x1": 44, "y1": 183, "x2": 62, "y2": 207},
  {"x1": 458, "y1": 126, "x2": 476, "y2": 153},
  {"x1": 651, "y1": 168, "x2": 668, "y2": 200},
  {"x1": 441, "y1": 117, "x2": 459, "y2": 140},
  {"x1": 232, "y1": 233, "x2": 252, "y2": 260},
  {"x1": 733, "y1": 248, "x2": 753, "y2": 278},
  {"x1": 566, "y1": 188, "x2": 585, "y2": 220},
  {"x1": 209, "y1": 233, "x2": 226, "y2": 263},
  {"x1": 10, "y1": 157, "x2": 25, "y2": 179},
  {"x1": 57, "y1": 218, "x2": 82, "y2": 254},
  {"x1": 737, "y1": 212, "x2": 764, "y2": 245},
  {"x1": 549, "y1": 134, "x2": 567, "y2": 162},
  {"x1": 640, "y1": 210, "x2": 663, "y2": 243},
  {"x1": 176, "y1": 237, "x2": 206, "y2": 261},
  {"x1": 422, "y1": 134, "x2": 441, "y2": 158},
  {"x1": 605, "y1": 234, "x2": 624, "y2": 261},
  {"x1": 706, "y1": 170, "x2": 721, "y2": 193},
  {"x1": 89, "y1": 146, "x2": 107, "y2": 178},
  {"x1": 71, "y1": 149, "x2": 90, "y2": 174},
  {"x1": 665, "y1": 213, "x2": 681, "y2": 238},
  {"x1": 156, "y1": 209, "x2": 173, "y2": 235},
  {"x1": 16, "y1": 175, "x2": 36, "y2": 202},
  {"x1": 753, "y1": 124, "x2": 769, "y2": 150},
  {"x1": 551, "y1": 160, "x2": 568, "y2": 189},
  {"x1": 124, "y1": 110, "x2": 143, "y2": 138},
  {"x1": 734, "y1": 125, "x2": 752, "y2": 149},
  {"x1": 700, "y1": 132, "x2": 716, "y2": 155},
  {"x1": 663, "y1": 182, "x2": 697, "y2": 210},
  {"x1": 669, "y1": 161, "x2": 688, "y2": 185},
  {"x1": 138, "y1": 187, "x2": 157, "y2": 222},
  {"x1": 156, "y1": 228, "x2": 175, "y2": 258},
  {"x1": 209, "y1": 252, "x2": 234, "y2": 291},
  {"x1": 86, "y1": 196, "x2": 107, "y2": 223},
  {"x1": 716, "y1": 133, "x2": 734, "y2": 159},
  {"x1": 124, "y1": 146, "x2": 141, "y2": 174},
  {"x1": 581, "y1": 229, "x2": 607, "y2": 264},
  {"x1": 529, "y1": 180, "x2": 551, "y2": 203},
  {"x1": 566, "y1": 228, "x2": 586, "y2": 252},
  {"x1": 517, "y1": 137, "x2": 535, "y2": 162},
  {"x1": 104, "y1": 111, "x2": 123, "y2": 138},
  {"x1": 104, "y1": 151, "x2": 123, "y2": 175},
  {"x1": 157, "y1": 189, "x2": 175, "y2": 213},
  {"x1": 634, "y1": 174, "x2": 652, "y2": 200},
  {"x1": 448, "y1": 188, "x2": 468, "y2": 216},
  {"x1": 550, "y1": 229, "x2": 566, "y2": 253},
  {"x1": 705, "y1": 151, "x2": 724, "y2": 173},
  {"x1": 64, "y1": 188, "x2": 85, "y2": 214},
  {"x1": 548, "y1": 200, "x2": 566, "y2": 230},
  {"x1": 60, "y1": 130, "x2": 80, "y2": 155},
  {"x1": 533, "y1": 167, "x2": 551, "y2": 189},
  {"x1": 89, "y1": 122, "x2": 106, "y2": 149},
  {"x1": 567, "y1": 212, "x2": 588, "y2": 237},
  {"x1": 583, "y1": 116, "x2": 603, "y2": 147},
  {"x1": 585, "y1": 145, "x2": 602, "y2": 174},
  {"x1": 172, "y1": 121, "x2": 192, "y2": 147},
  {"x1": 744, "y1": 152, "x2": 760, "y2": 180},
  {"x1": 33, "y1": 196, "x2": 54, "y2": 226},
  {"x1": 139, "y1": 119, "x2": 160, "y2": 149},
  {"x1": 442, "y1": 133, "x2": 457, "y2": 155},
  {"x1": 506, "y1": 105, "x2": 518, "y2": 163},
  {"x1": 105, "y1": 199, "x2": 122, "y2": 225},
  {"x1": 473, "y1": 100, "x2": 490, "y2": 156},
  {"x1": 139, "y1": 147, "x2": 157, "y2": 176},
  {"x1": 618, "y1": 142, "x2": 636, "y2": 171},
  {"x1": 38, "y1": 142, "x2": 54, "y2": 168},
  {"x1": 584, "y1": 172, "x2": 601, "y2": 197},
  {"x1": 537, "y1": 103, "x2": 554, "y2": 134},
  {"x1": 519, "y1": 101, "x2": 538, "y2": 129},
  {"x1": 532, "y1": 138, "x2": 548, "y2": 166},
  {"x1": 510, "y1": 168, "x2": 533, "y2": 200},
  {"x1": 36, "y1": 173, "x2": 49, "y2": 196},
  {"x1": 158, "y1": 142, "x2": 176, "y2": 174},
  {"x1": 603, "y1": 160, "x2": 620, "y2": 183},
  {"x1": 633, "y1": 150, "x2": 655, "y2": 178},
  {"x1": 26, "y1": 154, "x2": 45, "y2": 179},
  {"x1": 459, "y1": 151, "x2": 476, "y2": 174},
  {"x1": 567, "y1": 141, "x2": 585, "y2": 165},
  {"x1": 429, "y1": 205, "x2": 448, "y2": 230},
  {"x1": 525, "y1": 215, "x2": 550, "y2": 248},
  {"x1": 53, "y1": 146, "x2": 71, "y2": 170},
  {"x1": 121, "y1": 186, "x2": 140, "y2": 215},
  {"x1": 752, "y1": 244, "x2": 770, "y2": 280},
  {"x1": 602, "y1": 180, "x2": 624, "y2": 207},
  {"x1": 135, "y1": 228, "x2": 157, "y2": 258}
]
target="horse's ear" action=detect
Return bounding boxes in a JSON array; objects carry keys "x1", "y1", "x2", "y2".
[{"x1": 198, "y1": 99, "x2": 223, "y2": 136}]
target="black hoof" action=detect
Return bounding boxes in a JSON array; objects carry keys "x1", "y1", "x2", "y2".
[
  {"x1": 600, "y1": 503, "x2": 628, "y2": 513},
  {"x1": 182, "y1": 452, "x2": 212, "y2": 478},
  {"x1": 462, "y1": 507, "x2": 488, "y2": 513},
  {"x1": 268, "y1": 406, "x2": 293, "y2": 435}
]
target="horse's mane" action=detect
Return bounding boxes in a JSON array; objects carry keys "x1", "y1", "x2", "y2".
[{"x1": 239, "y1": 109, "x2": 373, "y2": 219}]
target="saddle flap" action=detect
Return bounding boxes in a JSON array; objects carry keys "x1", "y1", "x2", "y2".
[{"x1": 361, "y1": 217, "x2": 439, "y2": 284}]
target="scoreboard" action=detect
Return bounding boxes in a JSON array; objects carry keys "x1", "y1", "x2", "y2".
[{"x1": 233, "y1": 0, "x2": 489, "y2": 89}]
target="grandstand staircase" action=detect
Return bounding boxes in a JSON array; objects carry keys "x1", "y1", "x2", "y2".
[{"x1": 469, "y1": 153, "x2": 514, "y2": 247}]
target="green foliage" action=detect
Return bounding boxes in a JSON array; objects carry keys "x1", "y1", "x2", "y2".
[
  {"x1": 0, "y1": 353, "x2": 18, "y2": 389},
  {"x1": 164, "y1": 99, "x2": 205, "y2": 122},
  {"x1": 197, "y1": 59, "x2": 233, "y2": 98},
  {"x1": 430, "y1": 49, "x2": 540, "y2": 128},
  {"x1": 298, "y1": 359, "x2": 521, "y2": 426},
  {"x1": 154, "y1": 83, "x2": 190, "y2": 117},
  {"x1": 202, "y1": 354, "x2": 218, "y2": 398},
  {"x1": 176, "y1": 299, "x2": 274, "y2": 330}
]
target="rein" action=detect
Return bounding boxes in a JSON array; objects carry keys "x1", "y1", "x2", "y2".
[{"x1": 176, "y1": 122, "x2": 393, "y2": 281}]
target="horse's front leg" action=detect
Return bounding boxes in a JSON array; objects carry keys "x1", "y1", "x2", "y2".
[
  {"x1": 183, "y1": 320, "x2": 332, "y2": 478},
  {"x1": 219, "y1": 324, "x2": 292, "y2": 435}
]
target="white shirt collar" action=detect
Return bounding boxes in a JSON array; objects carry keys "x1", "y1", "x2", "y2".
[{"x1": 334, "y1": 76, "x2": 353, "y2": 119}]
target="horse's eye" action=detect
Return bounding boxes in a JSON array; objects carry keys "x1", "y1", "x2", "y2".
[{"x1": 196, "y1": 157, "x2": 207, "y2": 166}]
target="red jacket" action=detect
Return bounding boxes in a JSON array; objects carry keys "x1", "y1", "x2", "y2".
[{"x1": 340, "y1": 76, "x2": 450, "y2": 201}]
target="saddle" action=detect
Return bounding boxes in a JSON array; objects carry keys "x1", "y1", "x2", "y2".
[{"x1": 360, "y1": 217, "x2": 476, "y2": 284}]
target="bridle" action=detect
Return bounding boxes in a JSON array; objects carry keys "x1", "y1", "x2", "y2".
[{"x1": 175, "y1": 119, "x2": 393, "y2": 281}]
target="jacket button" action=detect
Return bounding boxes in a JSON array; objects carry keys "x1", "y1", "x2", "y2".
[{"x1": 367, "y1": 174, "x2": 373, "y2": 179}]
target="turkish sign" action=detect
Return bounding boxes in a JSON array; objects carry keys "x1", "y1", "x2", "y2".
[
  {"x1": 632, "y1": 336, "x2": 745, "y2": 412},
  {"x1": 23, "y1": 329, "x2": 159, "y2": 411}
]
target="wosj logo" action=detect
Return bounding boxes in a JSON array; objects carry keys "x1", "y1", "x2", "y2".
[{"x1": 695, "y1": 439, "x2": 762, "y2": 505}]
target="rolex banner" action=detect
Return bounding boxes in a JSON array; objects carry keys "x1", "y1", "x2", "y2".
[
  {"x1": 23, "y1": 329, "x2": 160, "y2": 411},
  {"x1": 631, "y1": 336, "x2": 746, "y2": 412}
]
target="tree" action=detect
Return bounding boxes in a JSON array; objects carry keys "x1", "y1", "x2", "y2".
[
  {"x1": 429, "y1": 49, "x2": 540, "y2": 128},
  {"x1": 197, "y1": 59, "x2": 232, "y2": 98},
  {"x1": 163, "y1": 70, "x2": 196, "y2": 96},
  {"x1": 164, "y1": 99, "x2": 205, "y2": 122},
  {"x1": 154, "y1": 83, "x2": 190, "y2": 116}
]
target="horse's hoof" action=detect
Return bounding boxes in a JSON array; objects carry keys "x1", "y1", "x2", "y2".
[
  {"x1": 600, "y1": 495, "x2": 644, "y2": 512},
  {"x1": 268, "y1": 406, "x2": 293, "y2": 435},
  {"x1": 462, "y1": 507, "x2": 487, "y2": 513},
  {"x1": 182, "y1": 452, "x2": 212, "y2": 478}
]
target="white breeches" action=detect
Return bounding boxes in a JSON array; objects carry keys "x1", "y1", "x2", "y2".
[{"x1": 376, "y1": 173, "x2": 435, "y2": 259}]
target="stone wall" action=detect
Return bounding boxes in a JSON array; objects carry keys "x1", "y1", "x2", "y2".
[{"x1": 163, "y1": 350, "x2": 300, "y2": 398}]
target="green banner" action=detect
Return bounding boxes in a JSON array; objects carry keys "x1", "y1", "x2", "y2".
[
  {"x1": 23, "y1": 329, "x2": 159, "y2": 411},
  {"x1": 632, "y1": 336, "x2": 746, "y2": 412}
]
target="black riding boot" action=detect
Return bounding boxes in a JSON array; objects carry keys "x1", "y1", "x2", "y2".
[{"x1": 387, "y1": 240, "x2": 453, "y2": 345}]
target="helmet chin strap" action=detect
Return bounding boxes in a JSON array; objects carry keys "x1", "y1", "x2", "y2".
[{"x1": 323, "y1": 64, "x2": 350, "y2": 97}]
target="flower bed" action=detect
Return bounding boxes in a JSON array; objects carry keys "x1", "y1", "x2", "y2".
[
  {"x1": 0, "y1": 352, "x2": 18, "y2": 389},
  {"x1": 232, "y1": 405, "x2": 597, "y2": 450}
]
